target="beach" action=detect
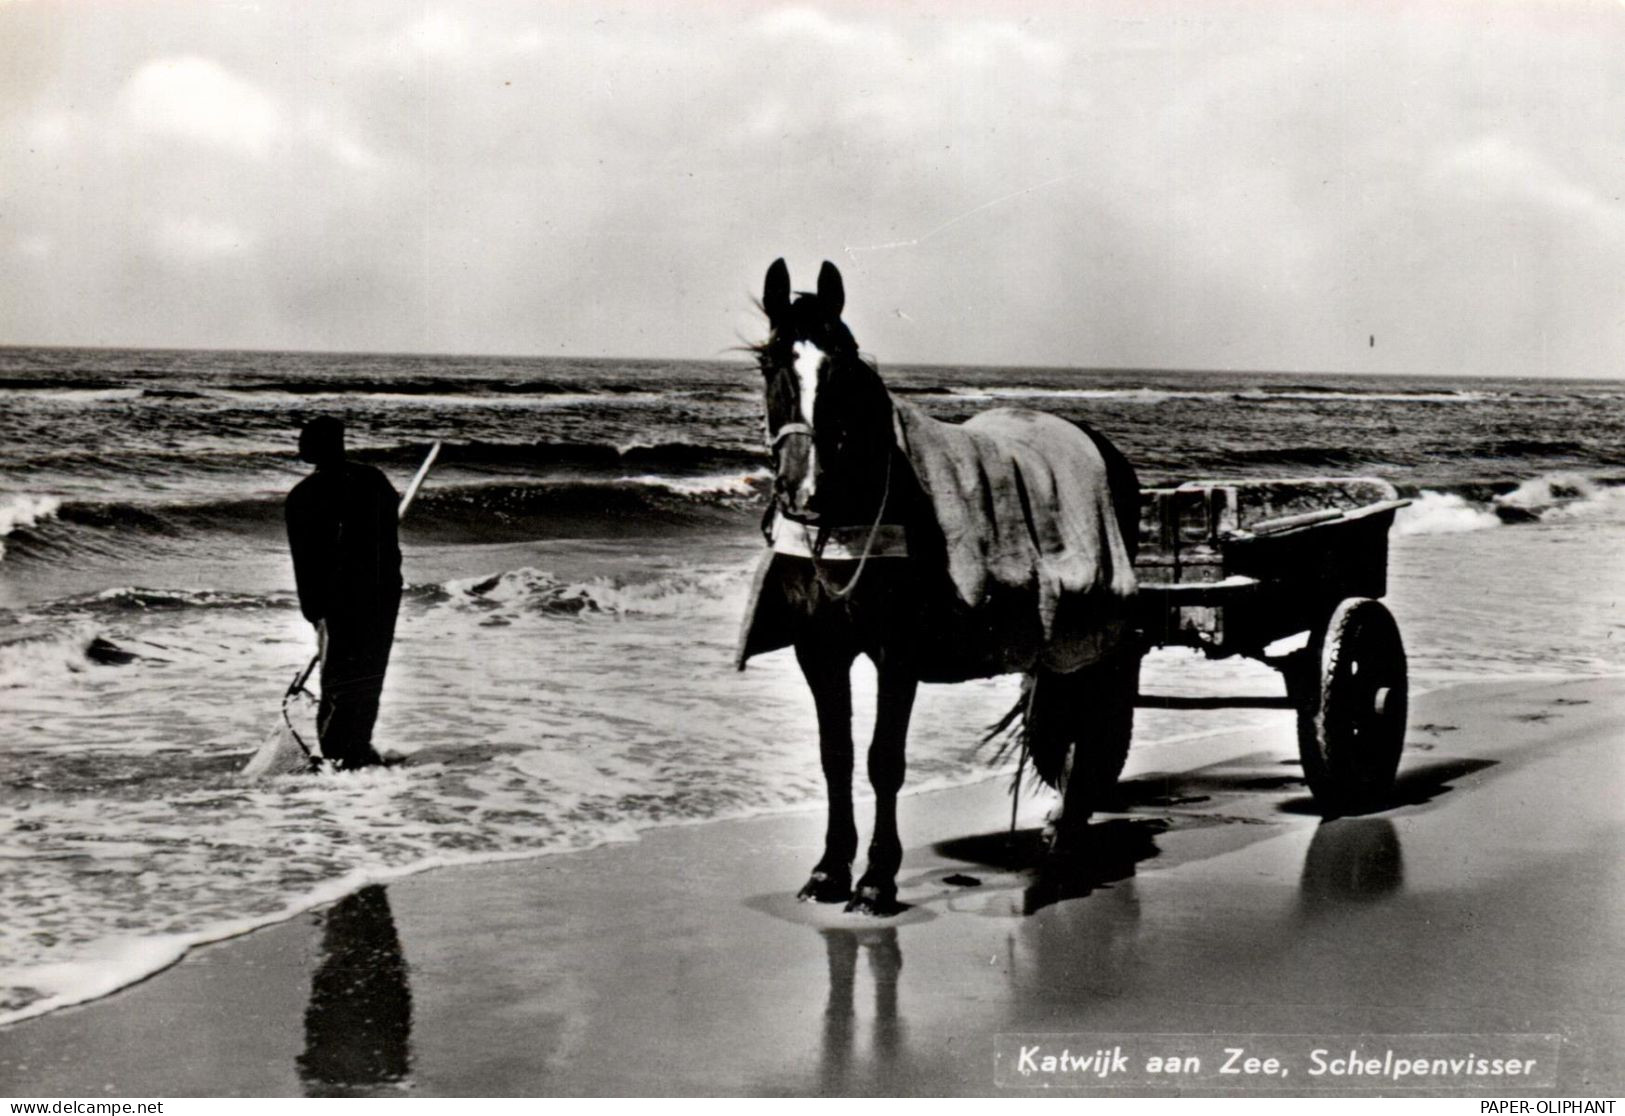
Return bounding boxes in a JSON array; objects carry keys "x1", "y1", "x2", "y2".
[{"x1": 2, "y1": 673, "x2": 1620, "y2": 1097}]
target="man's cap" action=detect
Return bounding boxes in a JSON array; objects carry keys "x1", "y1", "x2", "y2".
[{"x1": 298, "y1": 416, "x2": 346, "y2": 464}]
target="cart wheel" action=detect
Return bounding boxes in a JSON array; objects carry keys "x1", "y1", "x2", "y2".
[{"x1": 1297, "y1": 598, "x2": 1407, "y2": 813}]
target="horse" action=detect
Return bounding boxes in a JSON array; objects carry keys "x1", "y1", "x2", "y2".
[{"x1": 738, "y1": 258, "x2": 1143, "y2": 915}]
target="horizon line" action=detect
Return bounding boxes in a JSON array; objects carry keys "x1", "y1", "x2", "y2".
[{"x1": 0, "y1": 340, "x2": 1608, "y2": 385}]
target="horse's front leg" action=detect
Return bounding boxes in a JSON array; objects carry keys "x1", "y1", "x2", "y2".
[
  {"x1": 796, "y1": 640, "x2": 859, "y2": 903},
  {"x1": 848, "y1": 664, "x2": 917, "y2": 915}
]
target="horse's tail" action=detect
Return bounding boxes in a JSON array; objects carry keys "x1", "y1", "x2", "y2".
[
  {"x1": 985, "y1": 644, "x2": 1142, "y2": 812},
  {"x1": 985, "y1": 421, "x2": 1141, "y2": 791},
  {"x1": 983, "y1": 669, "x2": 1083, "y2": 791}
]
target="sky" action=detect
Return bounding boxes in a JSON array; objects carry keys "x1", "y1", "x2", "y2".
[{"x1": 2, "y1": 0, "x2": 1623, "y2": 377}]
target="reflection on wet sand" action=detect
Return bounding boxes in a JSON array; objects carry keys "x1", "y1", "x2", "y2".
[
  {"x1": 1298, "y1": 817, "x2": 1404, "y2": 915},
  {"x1": 297, "y1": 885, "x2": 413, "y2": 1094},
  {"x1": 816, "y1": 927, "x2": 905, "y2": 1095},
  {"x1": 1279, "y1": 756, "x2": 1498, "y2": 817},
  {"x1": 938, "y1": 820, "x2": 1160, "y2": 1007},
  {"x1": 794, "y1": 801, "x2": 1414, "y2": 1088},
  {"x1": 1023, "y1": 819, "x2": 1166, "y2": 915},
  {"x1": 935, "y1": 817, "x2": 1166, "y2": 916},
  {"x1": 1011, "y1": 876, "x2": 1144, "y2": 1003}
]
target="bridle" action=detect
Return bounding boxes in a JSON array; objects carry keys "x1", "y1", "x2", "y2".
[{"x1": 763, "y1": 395, "x2": 895, "y2": 602}]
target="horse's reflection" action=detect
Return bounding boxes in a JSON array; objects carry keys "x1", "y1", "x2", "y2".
[
  {"x1": 1298, "y1": 817, "x2": 1404, "y2": 916},
  {"x1": 297, "y1": 885, "x2": 413, "y2": 1093},
  {"x1": 817, "y1": 927, "x2": 905, "y2": 1094}
]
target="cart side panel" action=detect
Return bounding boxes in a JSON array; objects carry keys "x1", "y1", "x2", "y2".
[
  {"x1": 1220, "y1": 508, "x2": 1398, "y2": 648},
  {"x1": 1135, "y1": 481, "x2": 1401, "y2": 657},
  {"x1": 1220, "y1": 478, "x2": 1400, "y2": 530},
  {"x1": 1136, "y1": 486, "x2": 1234, "y2": 648}
]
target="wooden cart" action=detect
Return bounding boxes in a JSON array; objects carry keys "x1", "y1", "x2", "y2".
[{"x1": 1133, "y1": 478, "x2": 1411, "y2": 812}]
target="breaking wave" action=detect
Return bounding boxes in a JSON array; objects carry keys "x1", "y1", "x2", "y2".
[
  {"x1": 0, "y1": 495, "x2": 61, "y2": 559},
  {"x1": 31, "y1": 565, "x2": 739, "y2": 624},
  {"x1": 1395, "y1": 472, "x2": 1625, "y2": 536},
  {"x1": 0, "y1": 472, "x2": 769, "y2": 563}
]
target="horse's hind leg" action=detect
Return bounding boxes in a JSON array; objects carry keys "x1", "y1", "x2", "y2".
[
  {"x1": 848, "y1": 665, "x2": 917, "y2": 915},
  {"x1": 797, "y1": 641, "x2": 859, "y2": 902},
  {"x1": 1050, "y1": 643, "x2": 1141, "y2": 855}
]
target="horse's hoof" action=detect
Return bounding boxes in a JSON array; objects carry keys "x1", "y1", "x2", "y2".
[
  {"x1": 1043, "y1": 819, "x2": 1091, "y2": 860},
  {"x1": 797, "y1": 870, "x2": 851, "y2": 904},
  {"x1": 843, "y1": 883, "x2": 898, "y2": 917}
]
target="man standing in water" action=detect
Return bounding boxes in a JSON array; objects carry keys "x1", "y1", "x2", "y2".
[{"x1": 285, "y1": 417, "x2": 402, "y2": 770}]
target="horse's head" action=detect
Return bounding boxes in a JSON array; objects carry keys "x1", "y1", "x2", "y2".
[{"x1": 756, "y1": 258, "x2": 894, "y2": 525}]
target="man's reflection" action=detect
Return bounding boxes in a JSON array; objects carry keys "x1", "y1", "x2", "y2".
[
  {"x1": 297, "y1": 884, "x2": 413, "y2": 1092},
  {"x1": 817, "y1": 927, "x2": 904, "y2": 1095}
]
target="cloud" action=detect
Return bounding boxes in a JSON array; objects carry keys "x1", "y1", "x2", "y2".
[
  {"x1": 153, "y1": 215, "x2": 254, "y2": 261},
  {"x1": 14, "y1": 233, "x2": 53, "y2": 260},
  {"x1": 120, "y1": 56, "x2": 281, "y2": 160},
  {"x1": 354, "y1": 7, "x2": 547, "y2": 71},
  {"x1": 1431, "y1": 134, "x2": 1625, "y2": 237},
  {"x1": 22, "y1": 112, "x2": 74, "y2": 152},
  {"x1": 399, "y1": 10, "x2": 473, "y2": 60},
  {"x1": 3, "y1": 0, "x2": 1625, "y2": 375},
  {"x1": 755, "y1": 6, "x2": 888, "y2": 48},
  {"x1": 303, "y1": 108, "x2": 386, "y2": 172},
  {"x1": 939, "y1": 19, "x2": 1067, "y2": 69}
]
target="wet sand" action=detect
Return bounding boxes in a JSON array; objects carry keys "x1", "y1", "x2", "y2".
[{"x1": 1, "y1": 675, "x2": 1620, "y2": 1097}]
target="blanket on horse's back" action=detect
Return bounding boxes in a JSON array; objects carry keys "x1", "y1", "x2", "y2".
[
  {"x1": 737, "y1": 398, "x2": 1139, "y2": 681},
  {"x1": 893, "y1": 399, "x2": 1138, "y2": 633}
]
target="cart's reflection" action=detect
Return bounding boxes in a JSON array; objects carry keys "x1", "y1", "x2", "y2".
[{"x1": 1298, "y1": 816, "x2": 1404, "y2": 913}]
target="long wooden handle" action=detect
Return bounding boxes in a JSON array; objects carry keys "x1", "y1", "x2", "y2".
[
  {"x1": 289, "y1": 646, "x2": 321, "y2": 695},
  {"x1": 398, "y1": 441, "x2": 442, "y2": 518}
]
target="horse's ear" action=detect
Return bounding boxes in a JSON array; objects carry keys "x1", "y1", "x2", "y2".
[
  {"x1": 817, "y1": 260, "x2": 844, "y2": 317},
  {"x1": 763, "y1": 258, "x2": 791, "y2": 322}
]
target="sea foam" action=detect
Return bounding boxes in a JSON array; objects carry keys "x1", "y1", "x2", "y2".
[
  {"x1": 0, "y1": 494, "x2": 60, "y2": 558},
  {"x1": 1395, "y1": 491, "x2": 1502, "y2": 536},
  {"x1": 1396, "y1": 473, "x2": 1625, "y2": 536}
]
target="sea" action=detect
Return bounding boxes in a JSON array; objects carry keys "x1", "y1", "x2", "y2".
[{"x1": 2, "y1": 347, "x2": 1622, "y2": 1024}]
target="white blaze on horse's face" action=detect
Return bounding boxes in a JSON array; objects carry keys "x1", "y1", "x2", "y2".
[{"x1": 792, "y1": 340, "x2": 824, "y2": 510}]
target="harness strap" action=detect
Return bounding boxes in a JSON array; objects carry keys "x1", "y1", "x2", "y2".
[
  {"x1": 770, "y1": 421, "x2": 814, "y2": 446},
  {"x1": 764, "y1": 398, "x2": 896, "y2": 599},
  {"x1": 807, "y1": 449, "x2": 893, "y2": 601},
  {"x1": 771, "y1": 516, "x2": 907, "y2": 559}
]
